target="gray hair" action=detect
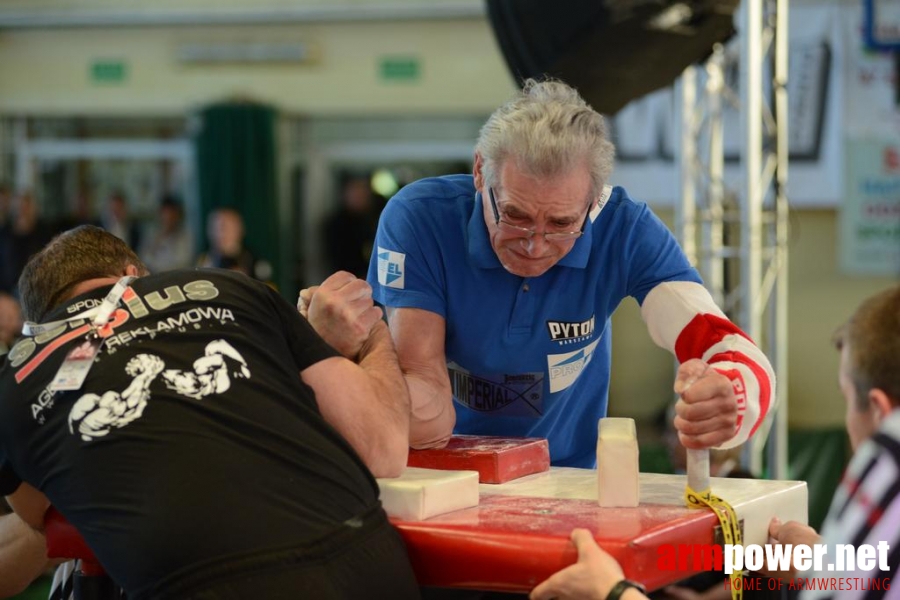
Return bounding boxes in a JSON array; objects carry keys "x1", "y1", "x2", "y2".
[{"x1": 475, "y1": 78, "x2": 616, "y2": 200}]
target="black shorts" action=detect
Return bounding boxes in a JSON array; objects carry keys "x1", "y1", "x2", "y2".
[{"x1": 146, "y1": 505, "x2": 421, "y2": 600}]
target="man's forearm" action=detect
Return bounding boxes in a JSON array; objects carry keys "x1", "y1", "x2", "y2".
[{"x1": 642, "y1": 281, "x2": 775, "y2": 445}]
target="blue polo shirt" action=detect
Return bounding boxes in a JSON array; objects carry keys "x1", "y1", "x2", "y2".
[{"x1": 368, "y1": 174, "x2": 700, "y2": 467}]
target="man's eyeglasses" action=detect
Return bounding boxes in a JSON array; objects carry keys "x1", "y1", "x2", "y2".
[{"x1": 488, "y1": 187, "x2": 589, "y2": 242}]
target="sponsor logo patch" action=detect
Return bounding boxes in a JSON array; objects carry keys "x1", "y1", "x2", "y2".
[
  {"x1": 547, "y1": 339, "x2": 600, "y2": 393},
  {"x1": 377, "y1": 247, "x2": 406, "y2": 289},
  {"x1": 546, "y1": 315, "x2": 595, "y2": 344},
  {"x1": 448, "y1": 362, "x2": 544, "y2": 417}
]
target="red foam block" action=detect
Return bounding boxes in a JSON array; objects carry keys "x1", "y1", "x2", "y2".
[{"x1": 407, "y1": 435, "x2": 550, "y2": 484}]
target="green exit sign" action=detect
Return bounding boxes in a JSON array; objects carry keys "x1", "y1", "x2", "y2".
[
  {"x1": 379, "y1": 57, "x2": 420, "y2": 81},
  {"x1": 91, "y1": 60, "x2": 127, "y2": 83}
]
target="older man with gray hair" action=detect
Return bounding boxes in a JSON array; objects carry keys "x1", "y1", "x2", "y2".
[{"x1": 304, "y1": 78, "x2": 775, "y2": 469}]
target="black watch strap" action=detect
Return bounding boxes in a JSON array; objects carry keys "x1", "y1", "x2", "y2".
[{"x1": 606, "y1": 579, "x2": 646, "y2": 600}]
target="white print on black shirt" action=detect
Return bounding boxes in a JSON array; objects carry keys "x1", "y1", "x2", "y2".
[
  {"x1": 66, "y1": 340, "x2": 250, "y2": 441},
  {"x1": 10, "y1": 279, "x2": 221, "y2": 374},
  {"x1": 69, "y1": 353, "x2": 164, "y2": 441},
  {"x1": 161, "y1": 339, "x2": 250, "y2": 399},
  {"x1": 103, "y1": 307, "x2": 236, "y2": 353}
]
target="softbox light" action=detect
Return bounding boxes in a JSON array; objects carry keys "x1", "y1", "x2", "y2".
[{"x1": 486, "y1": 0, "x2": 740, "y2": 115}]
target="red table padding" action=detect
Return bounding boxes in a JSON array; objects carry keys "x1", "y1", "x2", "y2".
[
  {"x1": 407, "y1": 436, "x2": 550, "y2": 484},
  {"x1": 44, "y1": 507, "x2": 107, "y2": 576},
  {"x1": 392, "y1": 493, "x2": 719, "y2": 592},
  {"x1": 44, "y1": 485, "x2": 725, "y2": 593}
]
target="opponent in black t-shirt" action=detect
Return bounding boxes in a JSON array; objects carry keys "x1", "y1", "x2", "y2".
[{"x1": 0, "y1": 225, "x2": 418, "y2": 600}]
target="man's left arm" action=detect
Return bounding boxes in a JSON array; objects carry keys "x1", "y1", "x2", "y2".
[{"x1": 641, "y1": 281, "x2": 775, "y2": 449}]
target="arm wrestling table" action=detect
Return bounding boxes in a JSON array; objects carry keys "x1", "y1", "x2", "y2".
[
  {"x1": 389, "y1": 467, "x2": 808, "y2": 592},
  {"x1": 44, "y1": 468, "x2": 807, "y2": 594}
]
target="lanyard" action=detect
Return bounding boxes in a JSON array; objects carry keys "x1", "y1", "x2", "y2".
[{"x1": 22, "y1": 276, "x2": 135, "y2": 337}]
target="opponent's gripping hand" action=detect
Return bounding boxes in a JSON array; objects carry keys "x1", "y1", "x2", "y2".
[
  {"x1": 297, "y1": 286, "x2": 316, "y2": 319},
  {"x1": 673, "y1": 359, "x2": 738, "y2": 449},
  {"x1": 300, "y1": 271, "x2": 383, "y2": 359},
  {"x1": 757, "y1": 518, "x2": 822, "y2": 579}
]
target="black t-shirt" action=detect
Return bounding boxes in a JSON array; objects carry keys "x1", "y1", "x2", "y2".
[{"x1": 0, "y1": 269, "x2": 379, "y2": 596}]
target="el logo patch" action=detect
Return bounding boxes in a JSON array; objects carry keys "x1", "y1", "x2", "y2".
[{"x1": 377, "y1": 247, "x2": 406, "y2": 289}]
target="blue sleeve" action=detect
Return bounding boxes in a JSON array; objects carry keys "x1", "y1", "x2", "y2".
[
  {"x1": 619, "y1": 203, "x2": 702, "y2": 305},
  {"x1": 366, "y1": 194, "x2": 449, "y2": 318}
]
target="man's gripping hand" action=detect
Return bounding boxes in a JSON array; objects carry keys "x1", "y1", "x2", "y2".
[
  {"x1": 673, "y1": 359, "x2": 738, "y2": 449},
  {"x1": 299, "y1": 271, "x2": 383, "y2": 359}
]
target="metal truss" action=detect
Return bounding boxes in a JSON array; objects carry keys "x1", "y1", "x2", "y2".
[{"x1": 676, "y1": 0, "x2": 789, "y2": 479}]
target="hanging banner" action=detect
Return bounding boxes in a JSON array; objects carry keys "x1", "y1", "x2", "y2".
[
  {"x1": 839, "y1": 138, "x2": 900, "y2": 275},
  {"x1": 842, "y1": 5, "x2": 900, "y2": 139}
]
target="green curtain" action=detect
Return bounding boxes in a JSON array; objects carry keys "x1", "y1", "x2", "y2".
[
  {"x1": 194, "y1": 102, "x2": 284, "y2": 292},
  {"x1": 788, "y1": 427, "x2": 851, "y2": 530}
]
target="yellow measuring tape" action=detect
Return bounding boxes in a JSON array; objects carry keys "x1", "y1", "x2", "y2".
[{"x1": 685, "y1": 485, "x2": 743, "y2": 600}]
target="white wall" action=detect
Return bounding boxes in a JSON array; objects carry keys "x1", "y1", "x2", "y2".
[{"x1": 0, "y1": 15, "x2": 513, "y2": 115}]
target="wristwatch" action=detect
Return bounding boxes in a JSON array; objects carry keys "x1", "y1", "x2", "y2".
[{"x1": 606, "y1": 579, "x2": 647, "y2": 600}]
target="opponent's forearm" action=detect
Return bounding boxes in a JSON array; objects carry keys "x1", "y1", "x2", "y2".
[
  {"x1": 353, "y1": 321, "x2": 412, "y2": 476},
  {"x1": 381, "y1": 306, "x2": 455, "y2": 450},
  {"x1": 405, "y1": 370, "x2": 455, "y2": 449}
]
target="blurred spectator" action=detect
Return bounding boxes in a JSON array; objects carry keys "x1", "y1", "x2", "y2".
[
  {"x1": 58, "y1": 190, "x2": 101, "y2": 231},
  {"x1": 101, "y1": 189, "x2": 141, "y2": 249},
  {"x1": 0, "y1": 182, "x2": 11, "y2": 229},
  {"x1": 197, "y1": 207, "x2": 269, "y2": 279},
  {"x1": 322, "y1": 174, "x2": 381, "y2": 278},
  {"x1": 0, "y1": 292, "x2": 22, "y2": 355},
  {"x1": 0, "y1": 191, "x2": 55, "y2": 294},
  {"x1": 139, "y1": 195, "x2": 194, "y2": 273}
]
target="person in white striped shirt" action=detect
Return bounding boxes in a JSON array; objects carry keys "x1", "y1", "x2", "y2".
[{"x1": 765, "y1": 285, "x2": 900, "y2": 599}]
